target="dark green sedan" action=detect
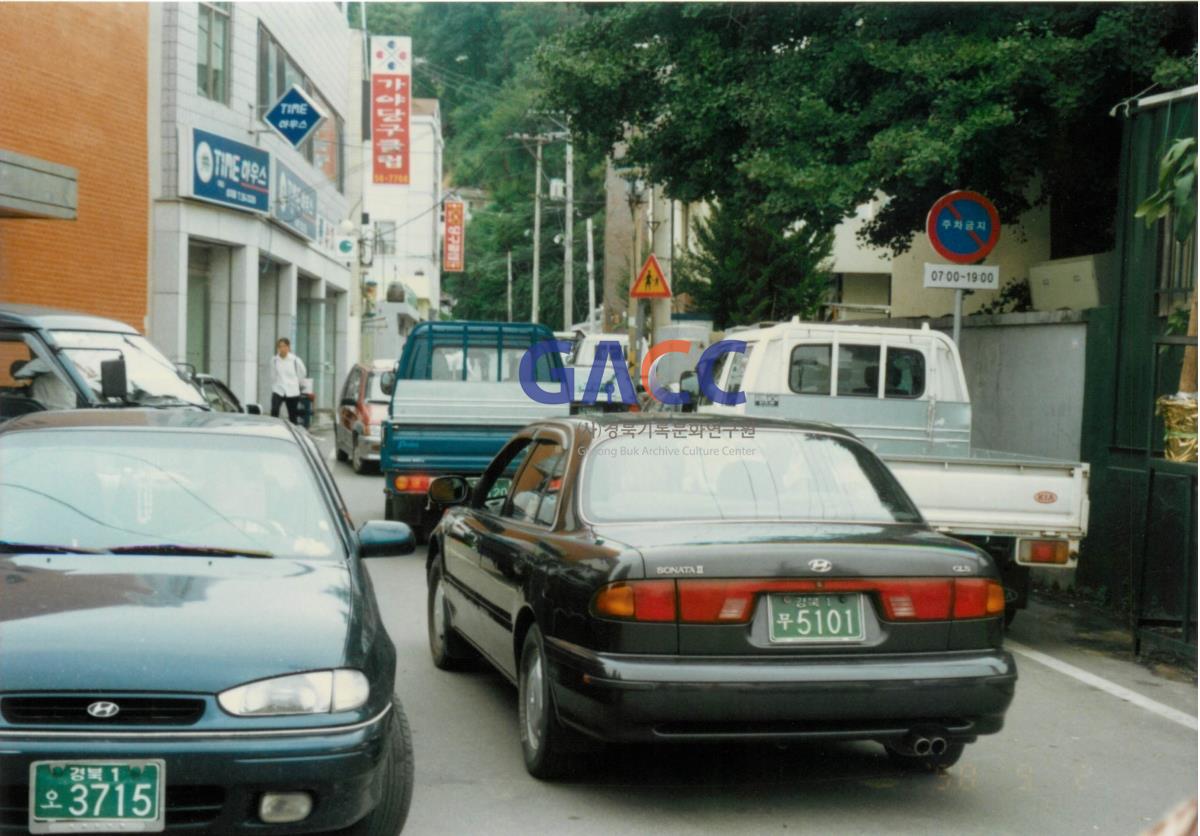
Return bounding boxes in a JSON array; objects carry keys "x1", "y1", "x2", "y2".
[
  {"x1": 0, "y1": 410, "x2": 415, "y2": 834},
  {"x1": 426, "y1": 415, "x2": 1017, "y2": 779}
]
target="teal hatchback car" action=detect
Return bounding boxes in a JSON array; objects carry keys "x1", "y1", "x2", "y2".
[{"x1": 0, "y1": 410, "x2": 415, "y2": 834}]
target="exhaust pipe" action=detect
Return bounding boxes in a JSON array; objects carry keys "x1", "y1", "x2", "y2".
[
  {"x1": 929, "y1": 736, "x2": 948, "y2": 755},
  {"x1": 901, "y1": 733, "x2": 932, "y2": 756}
]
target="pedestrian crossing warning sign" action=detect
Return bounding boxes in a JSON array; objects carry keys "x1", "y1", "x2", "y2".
[{"x1": 630, "y1": 254, "x2": 672, "y2": 299}]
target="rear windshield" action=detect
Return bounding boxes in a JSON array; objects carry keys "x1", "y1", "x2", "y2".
[{"x1": 582, "y1": 429, "x2": 922, "y2": 525}]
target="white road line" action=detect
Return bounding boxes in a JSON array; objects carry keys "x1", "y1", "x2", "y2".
[{"x1": 1007, "y1": 640, "x2": 1198, "y2": 731}]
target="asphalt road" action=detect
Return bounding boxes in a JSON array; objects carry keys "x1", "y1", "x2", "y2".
[{"x1": 321, "y1": 433, "x2": 1198, "y2": 836}]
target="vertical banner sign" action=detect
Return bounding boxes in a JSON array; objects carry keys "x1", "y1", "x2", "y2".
[
  {"x1": 370, "y1": 36, "x2": 412, "y2": 185},
  {"x1": 443, "y1": 200, "x2": 465, "y2": 272}
]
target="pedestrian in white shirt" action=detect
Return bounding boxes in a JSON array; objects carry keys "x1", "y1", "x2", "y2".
[{"x1": 270, "y1": 337, "x2": 307, "y2": 424}]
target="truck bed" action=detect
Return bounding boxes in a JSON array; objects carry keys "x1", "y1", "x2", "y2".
[
  {"x1": 882, "y1": 450, "x2": 1089, "y2": 546},
  {"x1": 385, "y1": 380, "x2": 569, "y2": 476}
]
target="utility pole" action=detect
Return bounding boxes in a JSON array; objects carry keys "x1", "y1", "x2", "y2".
[
  {"x1": 531, "y1": 139, "x2": 542, "y2": 323},
  {"x1": 506, "y1": 250, "x2": 513, "y2": 323},
  {"x1": 586, "y1": 217, "x2": 596, "y2": 332},
  {"x1": 510, "y1": 130, "x2": 568, "y2": 325},
  {"x1": 563, "y1": 138, "x2": 574, "y2": 332}
]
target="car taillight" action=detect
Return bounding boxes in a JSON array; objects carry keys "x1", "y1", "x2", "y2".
[
  {"x1": 1019, "y1": 538, "x2": 1070, "y2": 565},
  {"x1": 597, "y1": 578, "x2": 1006, "y2": 624},
  {"x1": 393, "y1": 475, "x2": 431, "y2": 493},
  {"x1": 592, "y1": 581, "x2": 676, "y2": 622},
  {"x1": 952, "y1": 578, "x2": 1007, "y2": 618}
]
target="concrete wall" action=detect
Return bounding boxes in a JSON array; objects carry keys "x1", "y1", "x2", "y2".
[
  {"x1": 850, "y1": 310, "x2": 1089, "y2": 462},
  {"x1": 0, "y1": 3, "x2": 149, "y2": 328}
]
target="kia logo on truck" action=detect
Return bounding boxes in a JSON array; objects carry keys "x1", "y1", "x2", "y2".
[{"x1": 1034, "y1": 491, "x2": 1058, "y2": 504}]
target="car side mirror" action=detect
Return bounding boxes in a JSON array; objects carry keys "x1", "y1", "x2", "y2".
[
  {"x1": 357, "y1": 520, "x2": 415, "y2": 558},
  {"x1": 380, "y1": 371, "x2": 395, "y2": 396},
  {"x1": 175, "y1": 361, "x2": 196, "y2": 381},
  {"x1": 100, "y1": 357, "x2": 127, "y2": 401},
  {"x1": 429, "y1": 475, "x2": 470, "y2": 506},
  {"x1": 243, "y1": 402, "x2": 262, "y2": 415}
]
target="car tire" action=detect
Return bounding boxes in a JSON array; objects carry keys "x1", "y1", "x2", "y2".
[
  {"x1": 336, "y1": 443, "x2": 349, "y2": 463},
  {"x1": 427, "y1": 558, "x2": 477, "y2": 669},
  {"x1": 884, "y1": 740, "x2": 967, "y2": 772},
  {"x1": 352, "y1": 433, "x2": 367, "y2": 474},
  {"x1": 518, "y1": 624, "x2": 580, "y2": 780},
  {"x1": 331, "y1": 699, "x2": 414, "y2": 835}
]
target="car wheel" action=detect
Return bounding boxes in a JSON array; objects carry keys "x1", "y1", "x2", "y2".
[
  {"x1": 331, "y1": 699, "x2": 414, "y2": 835},
  {"x1": 427, "y1": 558, "x2": 476, "y2": 669},
  {"x1": 336, "y1": 439, "x2": 349, "y2": 463},
  {"x1": 352, "y1": 433, "x2": 367, "y2": 474},
  {"x1": 518, "y1": 625, "x2": 580, "y2": 780},
  {"x1": 884, "y1": 740, "x2": 967, "y2": 772}
]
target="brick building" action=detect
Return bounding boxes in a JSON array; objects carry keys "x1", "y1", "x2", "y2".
[{"x1": 0, "y1": 3, "x2": 150, "y2": 328}]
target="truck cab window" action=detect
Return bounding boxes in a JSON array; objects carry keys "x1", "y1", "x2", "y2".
[
  {"x1": 884, "y1": 348, "x2": 926, "y2": 399},
  {"x1": 789, "y1": 344, "x2": 832, "y2": 394},
  {"x1": 837, "y1": 344, "x2": 881, "y2": 397}
]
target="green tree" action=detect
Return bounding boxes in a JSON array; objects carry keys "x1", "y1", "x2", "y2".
[
  {"x1": 538, "y1": 3, "x2": 1197, "y2": 257},
  {"x1": 675, "y1": 198, "x2": 834, "y2": 329}
]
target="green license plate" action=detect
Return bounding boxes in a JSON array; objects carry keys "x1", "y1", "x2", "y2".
[
  {"x1": 767, "y1": 593, "x2": 866, "y2": 643},
  {"x1": 29, "y1": 760, "x2": 164, "y2": 833}
]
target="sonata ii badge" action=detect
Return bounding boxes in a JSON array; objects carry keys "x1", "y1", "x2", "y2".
[
  {"x1": 86, "y1": 701, "x2": 120, "y2": 719},
  {"x1": 807, "y1": 559, "x2": 833, "y2": 573}
]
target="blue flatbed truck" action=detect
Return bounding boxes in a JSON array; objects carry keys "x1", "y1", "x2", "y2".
[{"x1": 380, "y1": 321, "x2": 569, "y2": 538}]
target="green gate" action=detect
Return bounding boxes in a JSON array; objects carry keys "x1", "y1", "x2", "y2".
[{"x1": 1078, "y1": 88, "x2": 1198, "y2": 654}]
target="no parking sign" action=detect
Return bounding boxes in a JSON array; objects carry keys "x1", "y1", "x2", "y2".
[{"x1": 925, "y1": 190, "x2": 1001, "y2": 264}]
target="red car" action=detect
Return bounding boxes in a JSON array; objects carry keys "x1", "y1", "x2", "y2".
[{"x1": 335, "y1": 360, "x2": 392, "y2": 473}]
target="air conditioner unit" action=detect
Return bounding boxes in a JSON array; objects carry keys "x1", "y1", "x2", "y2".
[{"x1": 1029, "y1": 252, "x2": 1116, "y2": 311}]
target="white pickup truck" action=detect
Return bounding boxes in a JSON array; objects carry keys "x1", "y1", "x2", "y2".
[{"x1": 699, "y1": 318, "x2": 1089, "y2": 624}]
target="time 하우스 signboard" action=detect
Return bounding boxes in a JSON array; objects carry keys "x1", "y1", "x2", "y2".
[
  {"x1": 370, "y1": 36, "x2": 411, "y2": 185},
  {"x1": 190, "y1": 128, "x2": 270, "y2": 213}
]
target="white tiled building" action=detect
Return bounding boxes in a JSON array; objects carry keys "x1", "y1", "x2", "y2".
[{"x1": 148, "y1": 2, "x2": 355, "y2": 413}]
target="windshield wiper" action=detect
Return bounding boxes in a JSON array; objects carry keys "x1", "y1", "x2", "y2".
[
  {"x1": 108, "y1": 544, "x2": 274, "y2": 559},
  {"x1": 0, "y1": 541, "x2": 103, "y2": 554}
]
